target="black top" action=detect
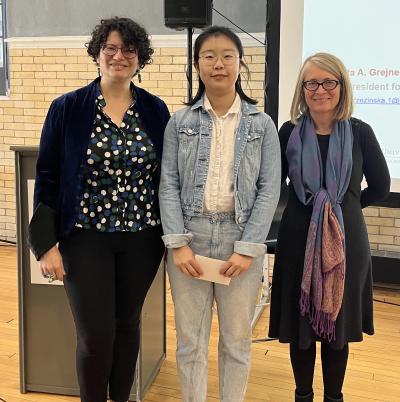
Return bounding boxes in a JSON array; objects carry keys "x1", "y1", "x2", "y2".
[
  {"x1": 268, "y1": 118, "x2": 390, "y2": 349},
  {"x1": 317, "y1": 133, "x2": 330, "y2": 185},
  {"x1": 76, "y1": 86, "x2": 160, "y2": 232}
]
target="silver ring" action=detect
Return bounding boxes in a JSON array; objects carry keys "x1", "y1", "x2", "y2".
[{"x1": 46, "y1": 273, "x2": 56, "y2": 283}]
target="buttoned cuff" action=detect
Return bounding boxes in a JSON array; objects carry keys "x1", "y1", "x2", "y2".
[
  {"x1": 234, "y1": 240, "x2": 266, "y2": 257},
  {"x1": 162, "y1": 233, "x2": 194, "y2": 249}
]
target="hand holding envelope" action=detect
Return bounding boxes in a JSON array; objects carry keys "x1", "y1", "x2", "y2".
[{"x1": 194, "y1": 254, "x2": 231, "y2": 286}]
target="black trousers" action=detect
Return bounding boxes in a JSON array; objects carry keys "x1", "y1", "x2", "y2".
[{"x1": 60, "y1": 226, "x2": 164, "y2": 402}]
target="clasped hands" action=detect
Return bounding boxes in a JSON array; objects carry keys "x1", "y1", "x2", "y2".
[{"x1": 172, "y1": 245, "x2": 253, "y2": 278}]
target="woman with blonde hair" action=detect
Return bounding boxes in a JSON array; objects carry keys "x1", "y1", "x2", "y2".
[{"x1": 268, "y1": 53, "x2": 390, "y2": 402}]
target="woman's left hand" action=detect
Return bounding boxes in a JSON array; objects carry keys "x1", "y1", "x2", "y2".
[{"x1": 220, "y1": 253, "x2": 253, "y2": 278}]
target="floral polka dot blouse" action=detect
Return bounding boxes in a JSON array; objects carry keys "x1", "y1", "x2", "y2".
[{"x1": 76, "y1": 85, "x2": 161, "y2": 232}]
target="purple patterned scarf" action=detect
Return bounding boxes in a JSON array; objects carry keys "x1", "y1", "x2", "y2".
[{"x1": 286, "y1": 114, "x2": 353, "y2": 341}]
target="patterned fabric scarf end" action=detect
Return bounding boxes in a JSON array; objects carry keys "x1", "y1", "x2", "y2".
[{"x1": 300, "y1": 288, "x2": 337, "y2": 342}]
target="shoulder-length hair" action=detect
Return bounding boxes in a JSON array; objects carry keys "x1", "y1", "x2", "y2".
[
  {"x1": 290, "y1": 52, "x2": 353, "y2": 124},
  {"x1": 186, "y1": 25, "x2": 257, "y2": 106}
]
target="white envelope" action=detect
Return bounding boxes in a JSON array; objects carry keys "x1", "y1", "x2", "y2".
[{"x1": 195, "y1": 254, "x2": 231, "y2": 286}]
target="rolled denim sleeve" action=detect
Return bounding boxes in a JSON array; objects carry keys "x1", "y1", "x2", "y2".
[
  {"x1": 234, "y1": 116, "x2": 281, "y2": 257},
  {"x1": 159, "y1": 114, "x2": 192, "y2": 248},
  {"x1": 161, "y1": 232, "x2": 194, "y2": 248},
  {"x1": 234, "y1": 240, "x2": 266, "y2": 257}
]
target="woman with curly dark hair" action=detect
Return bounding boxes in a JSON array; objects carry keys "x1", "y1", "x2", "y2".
[{"x1": 28, "y1": 17, "x2": 170, "y2": 402}]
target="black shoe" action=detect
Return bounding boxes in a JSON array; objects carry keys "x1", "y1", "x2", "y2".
[
  {"x1": 324, "y1": 393, "x2": 343, "y2": 402},
  {"x1": 295, "y1": 390, "x2": 314, "y2": 402}
]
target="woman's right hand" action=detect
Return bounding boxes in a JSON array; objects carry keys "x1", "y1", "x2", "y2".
[
  {"x1": 172, "y1": 245, "x2": 203, "y2": 278},
  {"x1": 40, "y1": 245, "x2": 65, "y2": 282}
]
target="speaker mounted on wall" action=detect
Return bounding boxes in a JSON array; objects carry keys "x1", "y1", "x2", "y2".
[{"x1": 164, "y1": 0, "x2": 213, "y2": 29}]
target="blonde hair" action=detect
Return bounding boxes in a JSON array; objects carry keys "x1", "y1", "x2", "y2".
[{"x1": 290, "y1": 52, "x2": 353, "y2": 124}]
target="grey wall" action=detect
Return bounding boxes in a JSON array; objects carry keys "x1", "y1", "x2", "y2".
[{"x1": 7, "y1": 0, "x2": 267, "y2": 37}]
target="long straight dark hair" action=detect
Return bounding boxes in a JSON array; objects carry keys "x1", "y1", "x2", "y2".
[{"x1": 186, "y1": 26, "x2": 257, "y2": 106}]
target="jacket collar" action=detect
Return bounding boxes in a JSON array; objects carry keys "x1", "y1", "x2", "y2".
[{"x1": 191, "y1": 94, "x2": 261, "y2": 116}]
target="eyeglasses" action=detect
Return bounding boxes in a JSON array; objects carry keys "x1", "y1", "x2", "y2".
[
  {"x1": 198, "y1": 53, "x2": 240, "y2": 66},
  {"x1": 101, "y1": 44, "x2": 137, "y2": 59},
  {"x1": 302, "y1": 79, "x2": 341, "y2": 91}
]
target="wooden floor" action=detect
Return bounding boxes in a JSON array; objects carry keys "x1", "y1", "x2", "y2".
[{"x1": 0, "y1": 244, "x2": 399, "y2": 402}]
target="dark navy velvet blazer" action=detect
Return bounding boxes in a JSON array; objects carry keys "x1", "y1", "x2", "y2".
[{"x1": 30, "y1": 77, "x2": 170, "y2": 258}]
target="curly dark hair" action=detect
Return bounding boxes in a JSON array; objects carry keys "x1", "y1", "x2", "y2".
[{"x1": 86, "y1": 17, "x2": 153, "y2": 70}]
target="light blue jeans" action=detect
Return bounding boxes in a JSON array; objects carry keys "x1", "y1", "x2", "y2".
[{"x1": 167, "y1": 213, "x2": 263, "y2": 402}]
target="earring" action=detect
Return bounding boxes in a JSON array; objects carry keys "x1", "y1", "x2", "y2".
[
  {"x1": 136, "y1": 69, "x2": 142, "y2": 83},
  {"x1": 97, "y1": 66, "x2": 101, "y2": 77}
]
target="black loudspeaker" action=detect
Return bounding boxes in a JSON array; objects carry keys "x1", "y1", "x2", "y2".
[{"x1": 164, "y1": 0, "x2": 213, "y2": 29}]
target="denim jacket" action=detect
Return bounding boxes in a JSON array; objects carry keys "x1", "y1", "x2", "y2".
[{"x1": 159, "y1": 96, "x2": 281, "y2": 257}]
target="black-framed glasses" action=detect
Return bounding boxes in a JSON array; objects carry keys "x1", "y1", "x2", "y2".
[
  {"x1": 198, "y1": 53, "x2": 240, "y2": 66},
  {"x1": 101, "y1": 44, "x2": 137, "y2": 59},
  {"x1": 302, "y1": 79, "x2": 341, "y2": 91}
]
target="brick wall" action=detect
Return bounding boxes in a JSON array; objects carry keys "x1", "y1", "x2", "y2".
[
  {"x1": 0, "y1": 44, "x2": 399, "y2": 251},
  {"x1": 0, "y1": 44, "x2": 266, "y2": 241},
  {"x1": 364, "y1": 207, "x2": 400, "y2": 253}
]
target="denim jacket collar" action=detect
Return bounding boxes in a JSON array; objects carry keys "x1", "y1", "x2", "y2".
[{"x1": 191, "y1": 95, "x2": 261, "y2": 116}]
